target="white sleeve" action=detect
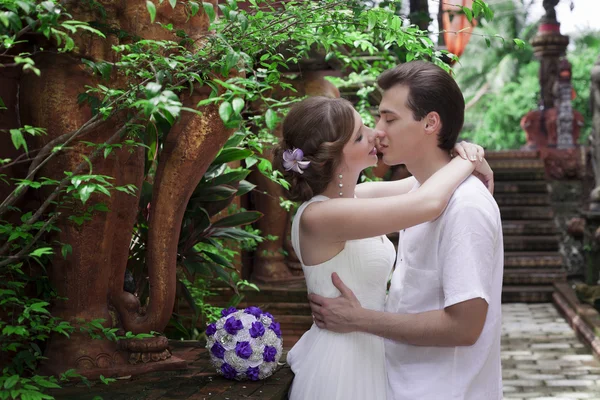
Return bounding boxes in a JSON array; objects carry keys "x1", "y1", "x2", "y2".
[{"x1": 440, "y1": 202, "x2": 498, "y2": 308}]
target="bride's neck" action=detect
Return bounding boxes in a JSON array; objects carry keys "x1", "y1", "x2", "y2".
[{"x1": 321, "y1": 171, "x2": 359, "y2": 199}]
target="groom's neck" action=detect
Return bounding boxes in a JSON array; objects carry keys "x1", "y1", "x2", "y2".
[{"x1": 406, "y1": 147, "x2": 452, "y2": 184}]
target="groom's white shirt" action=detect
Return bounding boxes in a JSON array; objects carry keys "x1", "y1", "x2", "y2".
[{"x1": 385, "y1": 176, "x2": 504, "y2": 400}]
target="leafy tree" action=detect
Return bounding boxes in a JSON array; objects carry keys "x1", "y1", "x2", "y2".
[{"x1": 0, "y1": 0, "x2": 494, "y2": 398}]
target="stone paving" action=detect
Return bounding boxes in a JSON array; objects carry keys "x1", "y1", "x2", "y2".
[
  {"x1": 502, "y1": 303, "x2": 600, "y2": 400},
  {"x1": 51, "y1": 302, "x2": 600, "y2": 399}
]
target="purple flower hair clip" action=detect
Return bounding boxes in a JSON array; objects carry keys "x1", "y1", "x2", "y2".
[{"x1": 282, "y1": 148, "x2": 310, "y2": 174}]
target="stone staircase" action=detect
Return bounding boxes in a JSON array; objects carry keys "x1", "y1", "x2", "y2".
[
  {"x1": 207, "y1": 150, "x2": 567, "y2": 347},
  {"x1": 487, "y1": 150, "x2": 566, "y2": 302}
]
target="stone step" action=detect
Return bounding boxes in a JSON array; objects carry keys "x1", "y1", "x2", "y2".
[
  {"x1": 503, "y1": 269, "x2": 567, "y2": 285},
  {"x1": 486, "y1": 150, "x2": 540, "y2": 160},
  {"x1": 494, "y1": 181, "x2": 548, "y2": 194},
  {"x1": 502, "y1": 220, "x2": 557, "y2": 235},
  {"x1": 504, "y1": 236, "x2": 559, "y2": 251},
  {"x1": 495, "y1": 194, "x2": 550, "y2": 207},
  {"x1": 502, "y1": 285, "x2": 555, "y2": 303},
  {"x1": 494, "y1": 169, "x2": 546, "y2": 181},
  {"x1": 488, "y1": 159, "x2": 544, "y2": 170},
  {"x1": 500, "y1": 206, "x2": 554, "y2": 220},
  {"x1": 504, "y1": 252, "x2": 563, "y2": 268}
]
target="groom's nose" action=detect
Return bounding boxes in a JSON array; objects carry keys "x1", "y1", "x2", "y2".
[{"x1": 373, "y1": 129, "x2": 386, "y2": 140}]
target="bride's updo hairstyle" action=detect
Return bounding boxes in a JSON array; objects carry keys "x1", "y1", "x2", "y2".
[{"x1": 273, "y1": 96, "x2": 356, "y2": 202}]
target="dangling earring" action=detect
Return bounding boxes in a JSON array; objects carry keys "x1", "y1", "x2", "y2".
[{"x1": 338, "y1": 174, "x2": 343, "y2": 197}]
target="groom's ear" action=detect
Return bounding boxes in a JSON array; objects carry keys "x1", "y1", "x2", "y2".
[{"x1": 423, "y1": 112, "x2": 441, "y2": 136}]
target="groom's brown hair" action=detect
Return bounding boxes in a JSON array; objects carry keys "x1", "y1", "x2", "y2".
[{"x1": 377, "y1": 61, "x2": 465, "y2": 151}]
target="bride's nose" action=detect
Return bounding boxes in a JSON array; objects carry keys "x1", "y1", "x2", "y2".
[
  {"x1": 367, "y1": 129, "x2": 377, "y2": 143},
  {"x1": 370, "y1": 129, "x2": 384, "y2": 143}
]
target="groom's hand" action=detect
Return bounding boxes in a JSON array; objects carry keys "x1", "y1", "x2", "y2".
[{"x1": 308, "y1": 272, "x2": 362, "y2": 333}]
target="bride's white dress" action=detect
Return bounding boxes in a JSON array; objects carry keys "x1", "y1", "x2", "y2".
[{"x1": 286, "y1": 195, "x2": 396, "y2": 400}]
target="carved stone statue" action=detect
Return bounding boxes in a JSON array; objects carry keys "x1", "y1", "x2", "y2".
[
  {"x1": 520, "y1": 58, "x2": 583, "y2": 179},
  {"x1": 589, "y1": 54, "x2": 600, "y2": 207},
  {"x1": 542, "y1": 0, "x2": 560, "y2": 23},
  {"x1": 1, "y1": 0, "x2": 232, "y2": 378}
]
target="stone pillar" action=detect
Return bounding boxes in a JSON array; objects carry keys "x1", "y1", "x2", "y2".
[
  {"x1": 555, "y1": 59, "x2": 575, "y2": 149},
  {"x1": 589, "y1": 55, "x2": 600, "y2": 208},
  {"x1": 582, "y1": 211, "x2": 600, "y2": 285},
  {"x1": 531, "y1": 0, "x2": 569, "y2": 111}
]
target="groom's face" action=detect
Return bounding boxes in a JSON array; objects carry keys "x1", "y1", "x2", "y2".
[{"x1": 375, "y1": 84, "x2": 427, "y2": 166}]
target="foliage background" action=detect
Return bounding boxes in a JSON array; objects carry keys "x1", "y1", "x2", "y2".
[{"x1": 454, "y1": 1, "x2": 600, "y2": 149}]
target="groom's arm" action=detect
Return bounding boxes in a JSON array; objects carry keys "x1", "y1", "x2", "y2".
[
  {"x1": 310, "y1": 201, "x2": 497, "y2": 347},
  {"x1": 309, "y1": 274, "x2": 488, "y2": 346}
]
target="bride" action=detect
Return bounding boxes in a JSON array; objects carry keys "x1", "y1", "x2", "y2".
[{"x1": 272, "y1": 96, "x2": 492, "y2": 400}]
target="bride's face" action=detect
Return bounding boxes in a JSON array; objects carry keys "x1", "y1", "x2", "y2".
[{"x1": 341, "y1": 110, "x2": 379, "y2": 173}]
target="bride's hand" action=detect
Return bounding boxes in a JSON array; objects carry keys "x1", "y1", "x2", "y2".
[
  {"x1": 473, "y1": 158, "x2": 494, "y2": 195},
  {"x1": 452, "y1": 141, "x2": 493, "y2": 194},
  {"x1": 452, "y1": 141, "x2": 484, "y2": 162}
]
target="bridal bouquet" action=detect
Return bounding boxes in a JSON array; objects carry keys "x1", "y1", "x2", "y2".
[{"x1": 206, "y1": 306, "x2": 283, "y2": 381}]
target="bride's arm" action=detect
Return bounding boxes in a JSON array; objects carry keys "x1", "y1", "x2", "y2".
[
  {"x1": 301, "y1": 156, "x2": 476, "y2": 242},
  {"x1": 355, "y1": 141, "x2": 485, "y2": 199},
  {"x1": 355, "y1": 176, "x2": 417, "y2": 199}
]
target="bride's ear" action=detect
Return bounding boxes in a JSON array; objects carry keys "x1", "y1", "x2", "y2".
[{"x1": 423, "y1": 112, "x2": 441, "y2": 136}]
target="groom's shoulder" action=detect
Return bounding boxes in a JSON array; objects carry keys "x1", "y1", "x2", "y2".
[{"x1": 448, "y1": 176, "x2": 500, "y2": 216}]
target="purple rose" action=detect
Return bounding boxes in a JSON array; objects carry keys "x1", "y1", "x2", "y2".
[
  {"x1": 246, "y1": 366, "x2": 260, "y2": 381},
  {"x1": 269, "y1": 321, "x2": 281, "y2": 338},
  {"x1": 221, "y1": 306, "x2": 237, "y2": 317},
  {"x1": 263, "y1": 345, "x2": 277, "y2": 362},
  {"x1": 235, "y1": 341, "x2": 253, "y2": 359},
  {"x1": 221, "y1": 362, "x2": 238, "y2": 380},
  {"x1": 211, "y1": 342, "x2": 225, "y2": 359},
  {"x1": 244, "y1": 306, "x2": 262, "y2": 318},
  {"x1": 224, "y1": 316, "x2": 243, "y2": 335},
  {"x1": 262, "y1": 311, "x2": 274, "y2": 319},
  {"x1": 250, "y1": 321, "x2": 265, "y2": 338},
  {"x1": 205, "y1": 323, "x2": 216, "y2": 336}
]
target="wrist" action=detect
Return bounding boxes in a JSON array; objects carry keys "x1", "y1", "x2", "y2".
[{"x1": 350, "y1": 306, "x2": 368, "y2": 332}]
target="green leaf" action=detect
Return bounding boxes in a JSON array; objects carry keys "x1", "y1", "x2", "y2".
[
  {"x1": 472, "y1": 1, "x2": 482, "y2": 18},
  {"x1": 78, "y1": 185, "x2": 96, "y2": 204},
  {"x1": 4, "y1": 375, "x2": 19, "y2": 389},
  {"x1": 212, "y1": 147, "x2": 252, "y2": 164},
  {"x1": 169, "y1": 0, "x2": 177, "y2": 8},
  {"x1": 219, "y1": 101, "x2": 232, "y2": 123},
  {"x1": 16, "y1": 1, "x2": 31, "y2": 14},
  {"x1": 236, "y1": 179, "x2": 255, "y2": 196},
  {"x1": 209, "y1": 170, "x2": 250, "y2": 187},
  {"x1": 192, "y1": 185, "x2": 237, "y2": 201},
  {"x1": 461, "y1": 6, "x2": 473, "y2": 24},
  {"x1": 203, "y1": 251, "x2": 234, "y2": 269},
  {"x1": 485, "y1": 37, "x2": 491, "y2": 48},
  {"x1": 29, "y1": 247, "x2": 53, "y2": 258},
  {"x1": 232, "y1": 98, "x2": 244, "y2": 115},
  {"x1": 238, "y1": 13, "x2": 248, "y2": 32},
  {"x1": 202, "y1": 2, "x2": 215, "y2": 22},
  {"x1": 31, "y1": 376, "x2": 61, "y2": 389},
  {"x1": 10, "y1": 129, "x2": 28, "y2": 153},
  {"x1": 212, "y1": 211, "x2": 263, "y2": 228},
  {"x1": 189, "y1": 1, "x2": 199, "y2": 16},
  {"x1": 513, "y1": 38, "x2": 525, "y2": 50},
  {"x1": 146, "y1": 0, "x2": 157, "y2": 23},
  {"x1": 265, "y1": 109, "x2": 278, "y2": 130}
]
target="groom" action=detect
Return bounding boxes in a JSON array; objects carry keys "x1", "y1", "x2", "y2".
[{"x1": 309, "y1": 61, "x2": 504, "y2": 400}]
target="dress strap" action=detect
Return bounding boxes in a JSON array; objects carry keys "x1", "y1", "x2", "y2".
[{"x1": 291, "y1": 195, "x2": 329, "y2": 266}]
